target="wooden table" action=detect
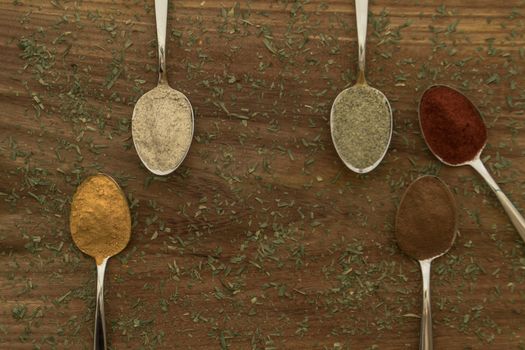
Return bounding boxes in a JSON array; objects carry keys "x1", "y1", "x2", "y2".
[{"x1": 1, "y1": 0, "x2": 525, "y2": 348}]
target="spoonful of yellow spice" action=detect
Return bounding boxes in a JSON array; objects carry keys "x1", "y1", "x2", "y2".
[{"x1": 70, "y1": 174, "x2": 131, "y2": 350}]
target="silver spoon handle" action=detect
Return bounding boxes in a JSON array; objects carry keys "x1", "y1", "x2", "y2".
[
  {"x1": 419, "y1": 259, "x2": 433, "y2": 350},
  {"x1": 155, "y1": 0, "x2": 168, "y2": 85},
  {"x1": 470, "y1": 158, "x2": 525, "y2": 243},
  {"x1": 355, "y1": 0, "x2": 368, "y2": 82},
  {"x1": 94, "y1": 258, "x2": 108, "y2": 350}
]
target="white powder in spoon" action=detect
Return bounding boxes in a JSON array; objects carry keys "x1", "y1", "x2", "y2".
[{"x1": 132, "y1": 84, "x2": 193, "y2": 174}]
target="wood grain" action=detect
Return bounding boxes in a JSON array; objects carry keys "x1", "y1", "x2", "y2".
[{"x1": 1, "y1": 0, "x2": 525, "y2": 349}]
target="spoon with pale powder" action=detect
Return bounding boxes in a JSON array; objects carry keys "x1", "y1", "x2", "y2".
[{"x1": 132, "y1": 0, "x2": 194, "y2": 175}]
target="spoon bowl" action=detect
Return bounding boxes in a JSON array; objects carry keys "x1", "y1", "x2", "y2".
[
  {"x1": 395, "y1": 175, "x2": 457, "y2": 261},
  {"x1": 418, "y1": 84, "x2": 487, "y2": 167},
  {"x1": 330, "y1": 83, "x2": 393, "y2": 173},
  {"x1": 132, "y1": 84, "x2": 194, "y2": 176}
]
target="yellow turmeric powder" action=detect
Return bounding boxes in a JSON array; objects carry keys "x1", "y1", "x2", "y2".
[{"x1": 70, "y1": 174, "x2": 131, "y2": 265}]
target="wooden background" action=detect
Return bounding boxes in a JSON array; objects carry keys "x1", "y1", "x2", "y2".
[{"x1": 1, "y1": 0, "x2": 525, "y2": 349}]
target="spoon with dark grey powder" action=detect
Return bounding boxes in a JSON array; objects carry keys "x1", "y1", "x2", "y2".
[
  {"x1": 132, "y1": 0, "x2": 194, "y2": 176},
  {"x1": 395, "y1": 176, "x2": 458, "y2": 350},
  {"x1": 330, "y1": 0, "x2": 392, "y2": 173}
]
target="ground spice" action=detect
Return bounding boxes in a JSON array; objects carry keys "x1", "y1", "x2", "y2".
[
  {"x1": 70, "y1": 174, "x2": 131, "y2": 265},
  {"x1": 395, "y1": 176, "x2": 457, "y2": 261},
  {"x1": 419, "y1": 85, "x2": 487, "y2": 165},
  {"x1": 132, "y1": 84, "x2": 193, "y2": 174},
  {"x1": 331, "y1": 85, "x2": 391, "y2": 170}
]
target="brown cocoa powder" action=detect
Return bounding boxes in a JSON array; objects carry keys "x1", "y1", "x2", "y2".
[{"x1": 395, "y1": 176, "x2": 457, "y2": 261}]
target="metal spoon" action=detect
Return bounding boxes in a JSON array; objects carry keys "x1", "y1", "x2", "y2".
[
  {"x1": 419, "y1": 85, "x2": 525, "y2": 243},
  {"x1": 330, "y1": 0, "x2": 393, "y2": 173},
  {"x1": 70, "y1": 174, "x2": 131, "y2": 350},
  {"x1": 395, "y1": 176, "x2": 458, "y2": 350},
  {"x1": 132, "y1": 0, "x2": 194, "y2": 176}
]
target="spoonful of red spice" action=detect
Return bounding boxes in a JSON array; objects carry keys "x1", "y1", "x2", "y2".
[{"x1": 419, "y1": 85, "x2": 525, "y2": 242}]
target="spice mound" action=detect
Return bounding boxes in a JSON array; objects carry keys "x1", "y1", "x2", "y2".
[
  {"x1": 419, "y1": 85, "x2": 487, "y2": 165},
  {"x1": 70, "y1": 174, "x2": 131, "y2": 265},
  {"x1": 132, "y1": 85, "x2": 193, "y2": 174},
  {"x1": 331, "y1": 85, "x2": 391, "y2": 170},
  {"x1": 395, "y1": 176, "x2": 457, "y2": 261}
]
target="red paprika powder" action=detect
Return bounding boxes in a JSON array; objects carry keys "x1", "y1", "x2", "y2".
[{"x1": 419, "y1": 85, "x2": 487, "y2": 165}]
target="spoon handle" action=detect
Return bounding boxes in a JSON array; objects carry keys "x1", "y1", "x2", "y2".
[
  {"x1": 355, "y1": 0, "x2": 368, "y2": 83},
  {"x1": 470, "y1": 158, "x2": 525, "y2": 243},
  {"x1": 94, "y1": 258, "x2": 108, "y2": 350},
  {"x1": 419, "y1": 259, "x2": 433, "y2": 350},
  {"x1": 155, "y1": 0, "x2": 168, "y2": 85}
]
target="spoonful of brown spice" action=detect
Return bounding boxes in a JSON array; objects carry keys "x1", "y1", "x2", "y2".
[{"x1": 395, "y1": 175, "x2": 458, "y2": 350}]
